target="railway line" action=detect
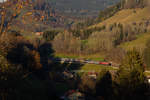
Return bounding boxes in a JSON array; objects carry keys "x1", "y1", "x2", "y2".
[
  {"x1": 50, "y1": 57, "x2": 120, "y2": 72},
  {"x1": 51, "y1": 58, "x2": 114, "y2": 66},
  {"x1": 50, "y1": 58, "x2": 150, "y2": 74}
]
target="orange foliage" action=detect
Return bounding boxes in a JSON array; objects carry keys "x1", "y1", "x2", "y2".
[{"x1": 29, "y1": 50, "x2": 42, "y2": 70}]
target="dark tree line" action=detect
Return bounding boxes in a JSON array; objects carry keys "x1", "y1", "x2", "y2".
[{"x1": 78, "y1": 49, "x2": 150, "y2": 100}]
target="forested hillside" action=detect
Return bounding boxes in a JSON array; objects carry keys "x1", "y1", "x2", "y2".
[
  {"x1": 5, "y1": 0, "x2": 76, "y2": 35},
  {"x1": 5, "y1": 0, "x2": 120, "y2": 35},
  {"x1": 1, "y1": 0, "x2": 150, "y2": 100},
  {"x1": 50, "y1": 0, "x2": 150, "y2": 65},
  {"x1": 48, "y1": 0, "x2": 119, "y2": 16}
]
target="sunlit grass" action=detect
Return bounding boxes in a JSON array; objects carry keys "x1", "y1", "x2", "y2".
[
  {"x1": 144, "y1": 72, "x2": 150, "y2": 76},
  {"x1": 79, "y1": 64, "x2": 118, "y2": 72},
  {"x1": 80, "y1": 64, "x2": 150, "y2": 77},
  {"x1": 120, "y1": 32, "x2": 150, "y2": 52},
  {"x1": 89, "y1": 7, "x2": 150, "y2": 29}
]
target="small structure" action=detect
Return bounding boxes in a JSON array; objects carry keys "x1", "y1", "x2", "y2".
[
  {"x1": 147, "y1": 76, "x2": 150, "y2": 84},
  {"x1": 148, "y1": 79, "x2": 150, "y2": 84},
  {"x1": 0, "y1": 0, "x2": 7, "y2": 3},
  {"x1": 62, "y1": 71, "x2": 74, "y2": 79},
  {"x1": 61, "y1": 90, "x2": 85, "y2": 100},
  {"x1": 88, "y1": 72, "x2": 98, "y2": 79},
  {"x1": 35, "y1": 32, "x2": 43, "y2": 36}
]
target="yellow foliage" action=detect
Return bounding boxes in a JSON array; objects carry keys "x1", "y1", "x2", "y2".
[{"x1": 25, "y1": 12, "x2": 32, "y2": 16}]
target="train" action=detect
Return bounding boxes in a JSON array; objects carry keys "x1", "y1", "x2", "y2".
[
  {"x1": 99, "y1": 62, "x2": 112, "y2": 66},
  {"x1": 50, "y1": 58, "x2": 114, "y2": 66}
]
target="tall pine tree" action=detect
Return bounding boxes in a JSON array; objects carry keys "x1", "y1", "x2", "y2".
[{"x1": 115, "y1": 49, "x2": 148, "y2": 100}]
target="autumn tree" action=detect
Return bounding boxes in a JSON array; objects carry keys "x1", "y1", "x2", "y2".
[
  {"x1": 87, "y1": 31, "x2": 114, "y2": 53},
  {"x1": 43, "y1": 30, "x2": 59, "y2": 41},
  {"x1": 0, "y1": 0, "x2": 30, "y2": 36},
  {"x1": 0, "y1": 34, "x2": 24, "y2": 100},
  {"x1": 123, "y1": 0, "x2": 148, "y2": 8},
  {"x1": 78, "y1": 73, "x2": 96, "y2": 96},
  {"x1": 52, "y1": 31, "x2": 81, "y2": 54},
  {"x1": 28, "y1": 50, "x2": 42, "y2": 70},
  {"x1": 106, "y1": 47, "x2": 125, "y2": 64}
]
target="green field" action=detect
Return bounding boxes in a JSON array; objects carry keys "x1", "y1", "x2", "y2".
[
  {"x1": 120, "y1": 32, "x2": 150, "y2": 52},
  {"x1": 79, "y1": 64, "x2": 150, "y2": 76},
  {"x1": 145, "y1": 72, "x2": 150, "y2": 76},
  {"x1": 55, "y1": 53, "x2": 105, "y2": 61},
  {"x1": 79, "y1": 64, "x2": 117, "y2": 71}
]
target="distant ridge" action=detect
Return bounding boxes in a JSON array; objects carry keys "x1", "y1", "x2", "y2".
[{"x1": 38, "y1": 0, "x2": 120, "y2": 16}]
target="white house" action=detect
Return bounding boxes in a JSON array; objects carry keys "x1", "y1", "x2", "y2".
[
  {"x1": 0, "y1": 0, "x2": 7, "y2": 3},
  {"x1": 148, "y1": 79, "x2": 150, "y2": 84},
  {"x1": 147, "y1": 76, "x2": 150, "y2": 84}
]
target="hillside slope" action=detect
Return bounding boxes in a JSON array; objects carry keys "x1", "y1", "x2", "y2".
[
  {"x1": 120, "y1": 32, "x2": 150, "y2": 52},
  {"x1": 9, "y1": 0, "x2": 120, "y2": 35},
  {"x1": 90, "y1": 7, "x2": 150, "y2": 28},
  {"x1": 86, "y1": 4, "x2": 150, "y2": 54},
  {"x1": 78, "y1": 4, "x2": 150, "y2": 55}
]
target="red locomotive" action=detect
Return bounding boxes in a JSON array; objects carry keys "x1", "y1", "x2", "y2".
[{"x1": 99, "y1": 62, "x2": 111, "y2": 66}]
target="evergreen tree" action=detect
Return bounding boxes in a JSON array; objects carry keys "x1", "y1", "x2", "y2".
[
  {"x1": 144, "y1": 39, "x2": 150, "y2": 69},
  {"x1": 115, "y1": 49, "x2": 148, "y2": 100},
  {"x1": 121, "y1": 49, "x2": 144, "y2": 71},
  {"x1": 96, "y1": 70, "x2": 113, "y2": 100}
]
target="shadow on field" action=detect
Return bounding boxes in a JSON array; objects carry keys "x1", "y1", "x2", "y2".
[{"x1": 4, "y1": 38, "x2": 84, "y2": 100}]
